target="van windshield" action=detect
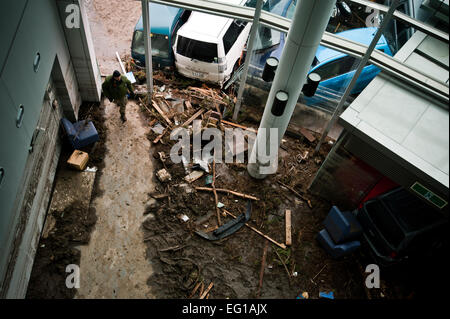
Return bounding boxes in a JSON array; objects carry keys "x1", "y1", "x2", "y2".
[
  {"x1": 177, "y1": 35, "x2": 217, "y2": 63},
  {"x1": 132, "y1": 30, "x2": 170, "y2": 58}
]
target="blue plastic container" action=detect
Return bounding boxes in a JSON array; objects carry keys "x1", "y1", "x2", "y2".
[
  {"x1": 323, "y1": 206, "x2": 362, "y2": 244},
  {"x1": 61, "y1": 118, "x2": 99, "y2": 149},
  {"x1": 316, "y1": 229, "x2": 361, "y2": 258}
]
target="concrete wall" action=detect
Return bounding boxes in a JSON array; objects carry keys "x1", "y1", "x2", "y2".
[{"x1": 0, "y1": 0, "x2": 101, "y2": 298}]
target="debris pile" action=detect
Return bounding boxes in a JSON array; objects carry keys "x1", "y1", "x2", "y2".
[{"x1": 122, "y1": 60, "x2": 365, "y2": 299}]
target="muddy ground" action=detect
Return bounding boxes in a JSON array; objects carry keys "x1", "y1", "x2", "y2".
[
  {"x1": 134, "y1": 72, "x2": 369, "y2": 299},
  {"x1": 26, "y1": 102, "x2": 107, "y2": 299}
]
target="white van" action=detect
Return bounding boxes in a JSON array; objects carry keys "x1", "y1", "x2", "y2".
[{"x1": 173, "y1": 0, "x2": 252, "y2": 87}]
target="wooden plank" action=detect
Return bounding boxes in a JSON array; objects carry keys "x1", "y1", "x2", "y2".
[
  {"x1": 189, "y1": 282, "x2": 202, "y2": 299},
  {"x1": 152, "y1": 99, "x2": 172, "y2": 126},
  {"x1": 277, "y1": 180, "x2": 312, "y2": 208},
  {"x1": 182, "y1": 109, "x2": 204, "y2": 127},
  {"x1": 223, "y1": 210, "x2": 287, "y2": 250},
  {"x1": 221, "y1": 120, "x2": 258, "y2": 133},
  {"x1": 195, "y1": 187, "x2": 259, "y2": 201},
  {"x1": 299, "y1": 127, "x2": 316, "y2": 143},
  {"x1": 199, "y1": 282, "x2": 214, "y2": 299},
  {"x1": 148, "y1": 118, "x2": 157, "y2": 127},
  {"x1": 153, "y1": 128, "x2": 168, "y2": 144},
  {"x1": 185, "y1": 171, "x2": 204, "y2": 183},
  {"x1": 212, "y1": 160, "x2": 222, "y2": 226},
  {"x1": 257, "y1": 240, "x2": 269, "y2": 298},
  {"x1": 285, "y1": 210, "x2": 292, "y2": 246},
  {"x1": 185, "y1": 100, "x2": 193, "y2": 111},
  {"x1": 115, "y1": 51, "x2": 126, "y2": 74}
]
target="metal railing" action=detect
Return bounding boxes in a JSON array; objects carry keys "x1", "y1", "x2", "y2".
[{"x1": 143, "y1": 0, "x2": 449, "y2": 105}]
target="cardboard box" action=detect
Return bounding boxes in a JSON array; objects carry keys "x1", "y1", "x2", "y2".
[{"x1": 67, "y1": 150, "x2": 89, "y2": 171}]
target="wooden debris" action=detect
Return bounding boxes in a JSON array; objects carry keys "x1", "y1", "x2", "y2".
[
  {"x1": 285, "y1": 210, "x2": 292, "y2": 246},
  {"x1": 152, "y1": 99, "x2": 172, "y2": 126},
  {"x1": 199, "y1": 282, "x2": 214, "y2": 299},
  {"x1": 221, "y1": 120, "x2": 258, "y2": 133},
  {"x1": 195, "y1": 187, "x2": 259, "y2": 201},
  {"x1": 150, "y1": 193, "x2": 169, "y2": 199},
  {"x1": 158, "y1": 245, "x2": 185, "y2": 252},
  {"x1": 182, "y1": 109, "x2": 204, "y2": 127},
  {"x1": 156, "y1": 169, "x2": 171, "y2": 183},
  {"x1": 115, "y1": 51, "x2": 126, "y2": 74},
  {"x1": 185, "y1": 100, "x2": 193, "y2": 111},
  {"x1": 189, "y1": 282, "x2": 202, "y2": 299},
  {"x1": 277, "y1": 180, "x2": 312, "y2": 208},
  {"x1": 286, "y1": 123, "x2": 316, "y2": 142},
  {"x1": 188, "y1": 87, "x2": 227, "y2": 105},
  {"x1": 311, "y1": 264, "x2": 327, "y2": 285},
  {"x1": 223, "y1": 210, "x2": 287, "y2": 250},
  {"x1": 212, "y1": 160, "x2": 222, "y2": 226},
  {"x1": 299, "y1": 127, "x2": 316, "y2": 143},
  {"x1": 257, "y1": 240, "x2": 269, "y2": 298},
  {"x1": 198, "y1": 282, "x2": 205, "y2": 298},
  {"x1": 153, "y1": 127, "x2": 168, "y2": 144},
  {"x1": 185, "y1": 170, "x2": 204, "y2": 183},
  {"x1": 148, "y1": 118, "x2": 157, "y2": 127}
]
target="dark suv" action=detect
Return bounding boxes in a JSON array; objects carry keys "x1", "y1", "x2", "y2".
[{"x1": 356, "y1": 187, "x2": 448, "y2": 267}]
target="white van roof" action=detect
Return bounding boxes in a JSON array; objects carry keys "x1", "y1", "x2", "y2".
[{"x1": 177, "y1": 0, "x2": 247, "y2": 44}]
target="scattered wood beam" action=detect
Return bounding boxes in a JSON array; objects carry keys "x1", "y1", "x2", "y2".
[
  {"x1": 152, "y1": 99, "x2": 172, "y2": 126},
  {"x1": 223, "y1": 210, "x2": 286, "y2": 250},
  {"x1": 195, "y1": 187, "x2": 259, "y2": 201},
  {"x1": 277, "y1": 180, "x2": 312, "y2": 208},
  {"x1": 212, "y1": 160, "x2": 221, "y2": 226},
  {"x1": 199, "y1": 282, "x2": 214, "y2": 299},
  {"x1": 221, "y1": 120, "x2": 258, "y2": 133},
  {"x1": 182, "y1": 109, "x2": 204, "y2": 127},
  {"x1": 285, "y1": 210, "x2": 292, "y2": 246},
  {"x1": 257, "y1": 240, "x2": 269, "y2": 298},
  {"x1": 189, "y1": 282, "x2": 202, "y2": 299},
  {"x1": 153, "y1": 127, "x2": 168, "y2": 144}
]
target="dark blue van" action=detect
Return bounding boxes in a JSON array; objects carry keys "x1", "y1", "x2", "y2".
[{"x1": 131, "y1": 3, "x2": 190, "y2": 68}]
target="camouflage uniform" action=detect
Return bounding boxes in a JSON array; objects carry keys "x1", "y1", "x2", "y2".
[{"x1": 102, "y1": 75, "x2": 133, "y2": 121}]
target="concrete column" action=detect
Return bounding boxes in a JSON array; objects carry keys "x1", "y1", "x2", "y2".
[
  {"x1": 247, "y1": 0, "x2": 336, "y2": 179},
  {"x1": 141, "y1": 0, "x2": 153, "y2": 96}
]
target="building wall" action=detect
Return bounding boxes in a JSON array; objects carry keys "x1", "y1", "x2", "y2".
[{"x1": 0, "y1": 0, "x2": 100, "y2": 298}]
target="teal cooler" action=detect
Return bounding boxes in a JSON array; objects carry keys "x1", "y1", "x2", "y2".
[{"x1": 323, "y1": 206, "x2": 362, "y2": 244}]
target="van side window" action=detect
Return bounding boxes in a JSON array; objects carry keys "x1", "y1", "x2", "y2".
[
  {"x1": 223, "y1": 20, "x2": 248, "y2": 55},
  {"x1": 314, "y1": 56, "x2": 358, "y2": 81}
]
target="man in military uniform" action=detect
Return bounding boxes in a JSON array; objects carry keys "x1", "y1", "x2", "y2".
[{"x1": 102, "y1": 70, "x2": 134, "y2": 122}]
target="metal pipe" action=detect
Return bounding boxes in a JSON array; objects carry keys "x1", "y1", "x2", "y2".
[
  {"x1": 142, "y1": 0, "x2": 154, "y2": 97},
  {"x1": 314, "y1": 0, "x2": 401, "y2": 155},
  {"x1": 232, "y1": 0, "x2": 264, "y2": 121},
  {"x1": 247, "y1": 0, "x2": 337, "y2": 179},
  {"x1": 142, "y1": 0, "x2": 448, "y2": 104},
  {"x1": 146, "y1": 0, "x2": 448, "y2": 43}
]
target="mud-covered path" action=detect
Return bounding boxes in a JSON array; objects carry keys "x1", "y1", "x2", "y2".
[{"x1": 75, "y1": 100, "x2": 155, "y2": 298}]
